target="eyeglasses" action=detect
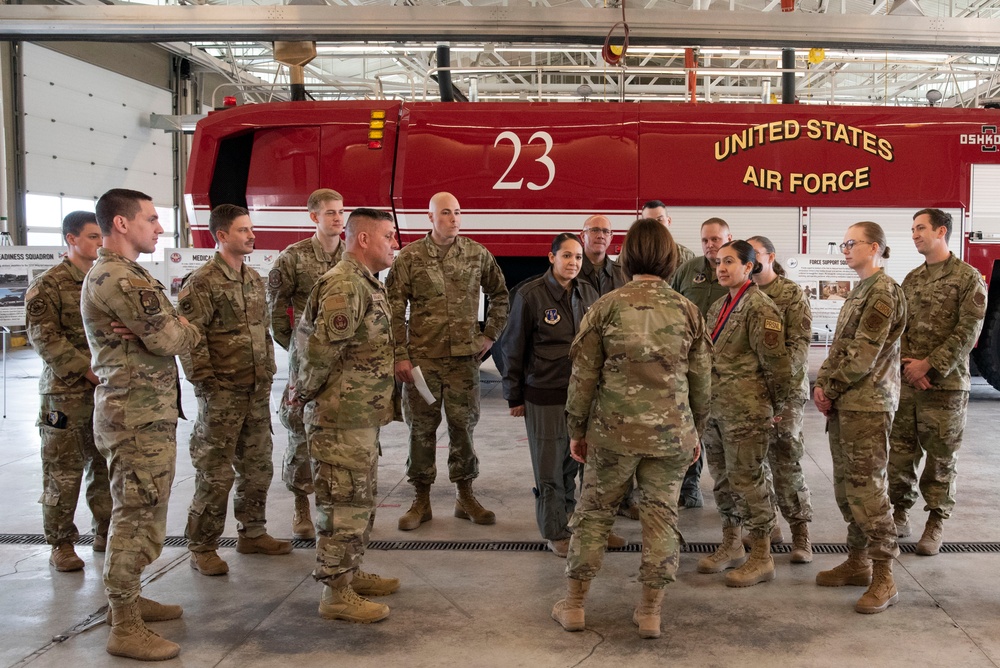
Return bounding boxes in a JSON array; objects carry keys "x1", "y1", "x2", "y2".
[
  {"x1": 839, "y1": 240, "x2": 874, "y2": 252},
  {"x1": 584, "y1": 228, "x2": 613, "y2": 237}
]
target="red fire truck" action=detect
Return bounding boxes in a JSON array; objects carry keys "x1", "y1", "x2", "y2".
[{"x1": 185, "y1": 101, "x2": 1000, "y2": 387}]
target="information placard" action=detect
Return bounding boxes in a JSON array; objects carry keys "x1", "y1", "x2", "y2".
[
  {"x1": 162, "y1": 248, "x2": 280, "y2": 303},
  {"x1": 782, "y1": 255, "x2": 883, "y2": 336},
  {"x1": 0, "y1": 246, "x2": 65, "y2": 327}
]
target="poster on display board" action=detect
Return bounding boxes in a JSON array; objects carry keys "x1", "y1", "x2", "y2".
[
  {"x1": 163, "y1": 248, "x2": 280, "y2": 303},
  {"x1": 0, "y1": 247, "x2": 65, "y2": 327},
  {"x1": 782, "y1": 255, "x2": 884, "y2": 339}
]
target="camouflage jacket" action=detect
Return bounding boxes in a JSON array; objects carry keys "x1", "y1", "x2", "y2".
[
  {"x1": 566, "y1": 279, "x2": 712, "y2": 457},
  {"x1": 816, "y1": 269, "x2": 906, "y2": 412},
  {"x1": 671, "y1": 255, "x2": 728, "y2": 318},
  {"x1": 900, "y1": 253, "x2": 986, "y2": 392},
  {"x1": 295, "y1": 252, "x2": 395, "y2": 429},
  {"x1": 675, "y1": 242, "x2": 696, "y2": 270},
  {"x1": 758, "y1": 274, "x2": 812, "y2": 405},
  {"x1": 25, "y1": 258, "x2": 94, "y2": 396},
  {"x1": 178, "y1": 252, "x2": 276, "y2": 394},
  {"x1": 706, "y1": 284, "x2": 792, "y2": 421},
  {"x1": 386, "y1": 234, "x2": 509, "y2": 360},
  {"x1": 81, "y1": 247, "x2": 201, "y2": 428},
  {"x1": 266, "y1": 234, "x2": 343, "y2": 350},
  {"x1": 578, "y1": 254, "x2": 626, "y2": 296}
]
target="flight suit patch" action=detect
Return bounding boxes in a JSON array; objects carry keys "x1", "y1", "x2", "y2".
[
  {"x1": 974, "y1": 292, "x2": 986, "y2": 307},
  {"x1": 27, "y1": 298, "x2": 47, "y2": 318},
  {"x1": 864, "y1": 312, "x2": 885, "y2": 331},
  {"x1": 693, "y1": 273, "x2": 707, "y2": 284},
  {"x1": 139, "y1": 290, "x2": 161, "y2": 315},
  {"x1": 544, "y1": 308, "x2": 561, "y2": 325},
  {"x1": 268, "y1": 269, "x2": 282, "y2": 289}
]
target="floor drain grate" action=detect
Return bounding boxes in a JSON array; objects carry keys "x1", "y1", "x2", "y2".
[{"x1": 3, "y1": 534, "x2": 999, "y2": 554}]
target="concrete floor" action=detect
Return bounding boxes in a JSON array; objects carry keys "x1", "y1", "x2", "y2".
[{"x1": 2, "y1": 343, "x2": 1000, "y2": 668}]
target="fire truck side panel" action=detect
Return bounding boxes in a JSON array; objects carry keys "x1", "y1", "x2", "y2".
[{"x1": 391, "y1": 102, "x2": 640, "y2": 258}]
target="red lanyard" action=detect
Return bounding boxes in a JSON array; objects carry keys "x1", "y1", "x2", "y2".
[{"x1": 711, "y1": 281, "x2": 752, "y2": 343}]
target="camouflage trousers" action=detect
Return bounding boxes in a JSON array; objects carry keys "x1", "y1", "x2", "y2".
[
  {"x1": 765, "y1": 401, "x2": 813, "y2": 524},
  {"x1": 279, "y1": 382, "x2": 314, "y2": 497},
  {"x1": 95, "y1": 420, "x2": 176, "y2": 606},
  {"x1": 828, "y1": 410, "x2": 899, "y2": 560},
  {"x1": 186, "y1": 387, "x2": 274, "y2": 551},
  {"x1": 403, "y1": 356, "x2": 480, "y2": 485},
  {"x1": 703, "y1": 416, "x2": 777, "y2": 536},
  {"x1": 566, "y1": 445, "x2": 689, "y2": 588},
  {"x1": 888, "y1": 386, "x2": 969, "y2": 520},
  {"x1": 307, "y1": 424, "x2": 379, "y2": 584},
  {"x1": 524, "y1": 401, "x2": 579, "y2": 541},
  {"x1": 37, "y1": 393, "x2": 112, "y2": 546}
]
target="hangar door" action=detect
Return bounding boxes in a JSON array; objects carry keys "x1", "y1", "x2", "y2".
[{"x1": 20, "y1": 43, "x2": 174, "y2": 249}]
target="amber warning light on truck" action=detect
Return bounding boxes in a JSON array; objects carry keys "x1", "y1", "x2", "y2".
[
  {"x1": 715, "y1": 118, "x2": 896, "y2": 195},
  {"x1": 369, "y1": 110, "x2": 386, "y2": 149}
]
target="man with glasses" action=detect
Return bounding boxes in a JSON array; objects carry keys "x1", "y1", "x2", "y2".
[
  {"x1": 640, "y1": 200, "x2": 695, "y2": 272},
  {"x1": 670, "y1": 217, "x2": 733, "y2": 508},
  {"x1": 578, "y1": 215, "x2": 626, "y2": 296}
]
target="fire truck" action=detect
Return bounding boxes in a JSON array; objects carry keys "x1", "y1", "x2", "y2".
[{"x1": 185, "y1": 101, "x2": 1000, "y2": 387}]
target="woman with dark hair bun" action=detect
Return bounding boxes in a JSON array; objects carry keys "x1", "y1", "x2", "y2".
[
  {"x1": 813, "y1": 221, "x2": 906, "y2": 615},
  {"x1": 551, "y1": 219, "x2": 710, "y2": 639},
  {"x1": 697, "y1": 240, "x2": 792, "y2": 588},
  {"x1": 747, "y1": 235, "x2": 815, "y2": 564},
  {"x1": 501, "y1": 233, "x2": 612, "y2": 557}
]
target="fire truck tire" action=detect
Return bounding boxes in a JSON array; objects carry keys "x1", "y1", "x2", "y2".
[{"x1": 972, "y1": 305, "x2": 1000, "y2": 392}]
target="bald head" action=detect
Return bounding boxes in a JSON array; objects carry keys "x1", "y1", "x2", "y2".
[
  {"x1": 428, "y1": 192, "x2": 462, "y2": 245},
  {"x1": 581, "y1": 214, "x2": 613, "y2": 261}
]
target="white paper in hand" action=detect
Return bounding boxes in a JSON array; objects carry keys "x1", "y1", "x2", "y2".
[{"x1": 411, "y1": 366, "x2": 437, "y2": 405}]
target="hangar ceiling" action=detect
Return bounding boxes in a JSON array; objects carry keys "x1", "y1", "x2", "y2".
[{"x1": 6, "y1": 0, "x2": 1000, "y2": 107}]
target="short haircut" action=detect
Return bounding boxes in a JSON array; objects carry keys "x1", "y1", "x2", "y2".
[
  {"x1": 95, "y1": 188, "x2": 152, "y2": 236},
  {"x1": 914, "y1": 208, "x2": 953, "y2": 243},
  {"x1": 208, "y1": 203, "x2": 250, "y2": 243},
  {"x1": 63, "y1": 210, "x2": 98, "y2": 238},
  {"x1": 308, "y1": 188, "x2": 343, "y2": 213},
  {"x1": 701, "y1": 216, "x2": 730, "y2": 232},
  {"x1": 641, "y1": 199, "x2": 666, "y2": 211},
  {"x1": 345, "y1": 208, "x2": 394, "y2": 241},
  {"x1": 550, "y1": 232, "x2": 582, "y2": 255},
  {"x1": 620, "y1": 218, "x2": 678, "y2": 280}
]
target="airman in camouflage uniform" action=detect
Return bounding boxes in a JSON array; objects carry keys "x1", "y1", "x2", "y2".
[
  {"x1": 293, "y1": 209, "x2": 400, "y2": 624},
  {"x1": 387, "y1": 192, "x2": 509, "y2": 530},
  {"x1": 83, "y1": 188, "x2": 201, "y2": 660},
  {"x1": 551, "y1": 220, "x2": 710, "y2": 639},
  {"x1": 25, "y1": 211, "x2": 112, "y2": 572},
  {"x1": 750, "y1": 234, "x2": 815, "y2": 563},
  {"x1": 698, "y1": 242, "x2": 791, "y2": 588},
  {"x1": 814, "y1": 222, "x2": 906, "y2": 615},
  {"x1": 266, "y1": 189, "x2": 345, "y2": 539},
  {"x1": 888, "y1": 209, "x2": 987, "y2": 556},
  {"x1": 179, "y1": 205, "x2": 289, "y2": 577},
  {"x1": 640, "y1": 200, "x2": 696, "y2": 271},
  {"x1": 670, "y1": 217, "x2": 733, "y2": 508}
]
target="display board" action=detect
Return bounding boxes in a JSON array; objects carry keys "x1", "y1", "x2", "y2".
[
  {"x1": 782, "y1": 254, "x2": 862, "y2": 336},
  {"x1": 162, "y1": 248, "x2": 280, "y2": 303},
  {"x1": 0, "y1": 247, "x2": 65, "y2": 327}
]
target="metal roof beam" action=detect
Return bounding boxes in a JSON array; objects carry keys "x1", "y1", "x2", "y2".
[{"x1": 1, "y1": 5, "x2": 999, "y2": 53}]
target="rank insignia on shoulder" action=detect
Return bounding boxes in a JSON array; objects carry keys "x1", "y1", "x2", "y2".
[
  {"x1": 764, "y1": 318, "x2": 783, "y2": 332},
  {"x1": 873, "y1": 299, "x2": 892, "y2": 318},
  {"x1": 139, "y1": 290, "x2": 161, "y2": 315},
  {"x1": 693, "y1": 273, "x2": 707, "y2": 284},
  {"x1": 544, "y1": 308, "x2": 561, "y2": 325}
]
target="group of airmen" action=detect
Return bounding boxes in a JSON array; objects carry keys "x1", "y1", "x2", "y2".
[{"x1": 24, "y1": 182, "x2": 986, "y2": 656}]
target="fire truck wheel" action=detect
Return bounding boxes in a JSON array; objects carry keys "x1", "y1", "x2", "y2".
[{"x1": 972, "y1": 305, "x2": 1000, "y2": 392}]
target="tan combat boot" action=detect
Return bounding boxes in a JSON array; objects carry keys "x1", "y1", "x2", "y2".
[
  {"x1": 916, "y1": 515, "x2": 944, "y2": 556},
  {"x1": 454, "y1": 480, "x2": 496, "y2": 525},
  {"x1": 93, "y1": 533, "x2": 108, "y2": 553},
  {"x1": 855, "y1": 559, "x2": 899, "y2": 614},
  {"x1": 189, "y1": 550, "x2": 229, "y2": 576},
  {"x1": 237, "y1": 533, "x2": 293, "y2": 555},
  {"x1": 292, "y1": 494, "x2": 315, "y2": 540},
  {"x1": 319, "y1": 577, "x2": 390, "y2": 623},
  {"x1": 742, "y1": 524, "x2": 783, "y2": 549},
  {"x1": 106, "y1": 602, "x2": 180, "y2": 661},
  {"x1": 50, "y1": 543, "x2": 84, "y2": 572},
  {"x1": 815, "y1": 547, "x2": 872, "y2": 587},
  {"x1": 398, "y1": 482, "x2": 432, "y2": 531},
  {"x1": 551, "y1": 578, "x2": 590, "y2": 632},
  {"x1": 697, "y1": 526, "x2": 747, "y2": 574},
  {"x1": 632, "y1": 585, "x2": 665, "y2": 639},
  {"x1": 790, "y1": 522, "x2": 813, "y2": 564},
  {"x1": 106, "y1": 596, "x2": 183, "y2": 625},
  {"x1": 725, "y1": 533, "x2": 775, "y2": 588},
  {"x1": 607, "y1": 531, "x2": 627, "y2": 549},
  {"x1": 352, "y1": 569, "x2": 400, "y2": 596},
  {"x1": 893, "y1": 507, "x2": 911, "y2": 538}
]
